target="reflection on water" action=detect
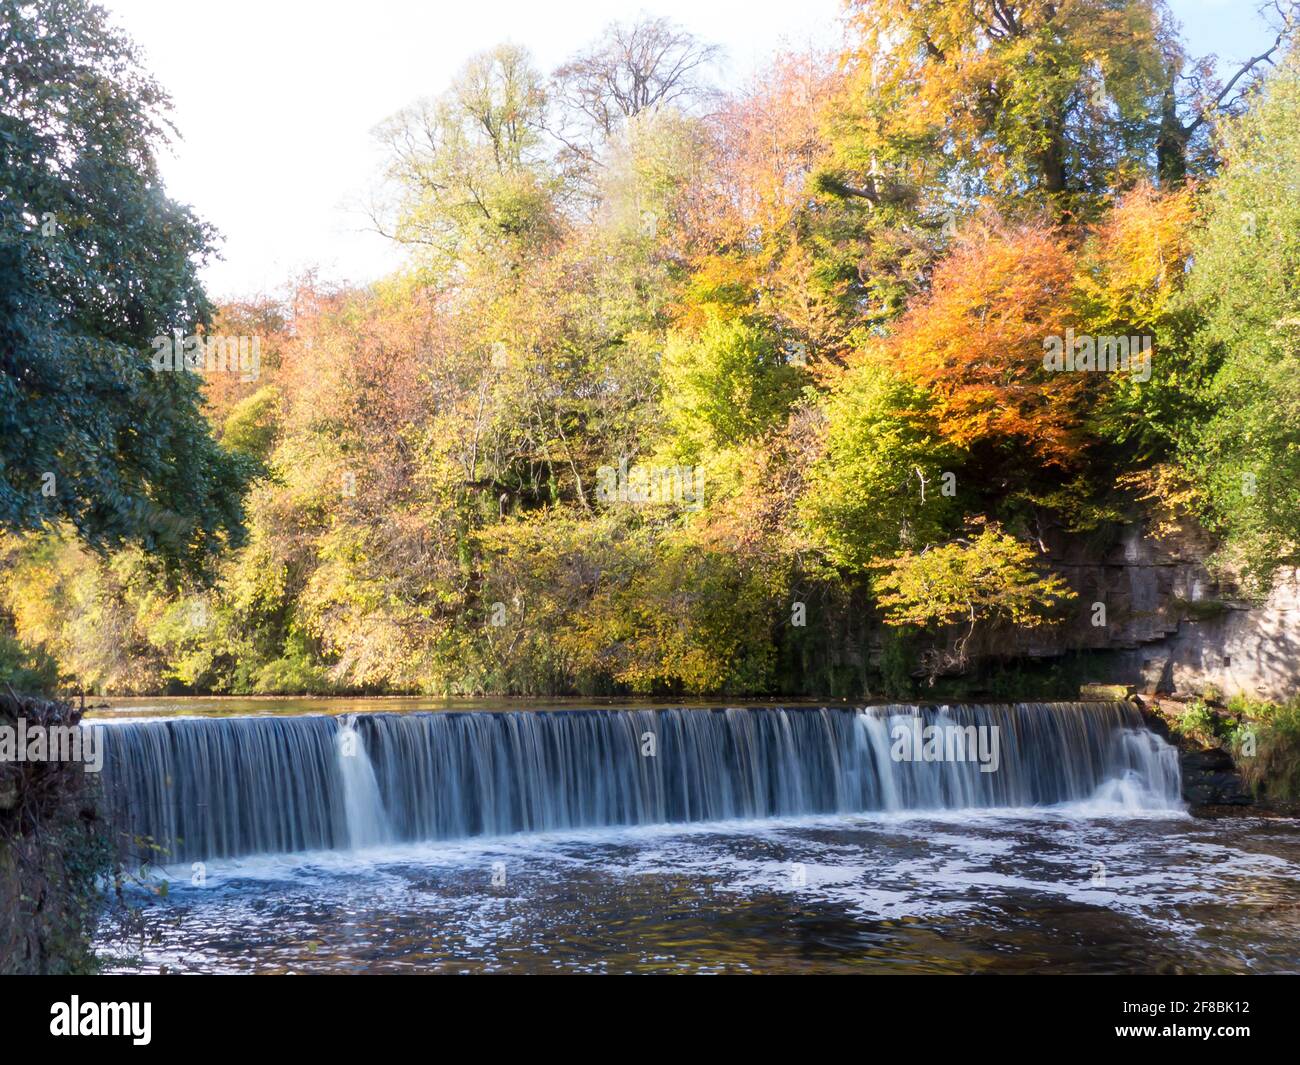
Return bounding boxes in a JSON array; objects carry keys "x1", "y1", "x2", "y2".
[
  {"x1": 97, "y1": 809, "x2": 1300, "y2": 974},
  {"x1": 86, "y1": 695, "x2": 820, "y2": 720}
]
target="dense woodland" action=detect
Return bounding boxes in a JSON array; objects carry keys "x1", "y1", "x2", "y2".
[{"x1": 3, "y1": 0, "x2": 1300, "y2": 698}]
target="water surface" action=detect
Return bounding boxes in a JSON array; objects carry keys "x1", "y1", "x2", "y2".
[
  {"x1": 96, "y1": 808, "x2": 1300, "y2": 974},
  {"x1": 90, "y1": 697, "x2": 1300, "y2": 974}
]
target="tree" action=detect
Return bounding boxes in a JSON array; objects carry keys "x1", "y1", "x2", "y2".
[
  {"x1": 880, "y1": 218, "x2": 1085, "y2": 466},
  {"x1": 373, "y1": 44, "x2": 559, "y2": 273},
  {"x1": 695, "y1": 52, "x2": 851, "y2": 356},
  {"x1": 1153, "y1": 1, "x2": 1300, "y2": 186},
  {"x1": 870, "y1": 522, "x2": 1075, "y2": 677},
  {"x1": 1074, "y1": 180, "x2": 1199, "y2": 455},
  {"x1": 1179, "y1": 46, "x2": 1300, "y2": 587},
  {"x1": 660, "y1": 313, "x2": 806, "y2": 462},
  {"x1": 800, "y1": 363, "x2": 961, "y2": 571},
  {"x1": 551, "y1": 16, "x2": 720, "y2": 166},
  {"x1": 0, "y1": 0, "x2": 250, "y2": 567},
  {"x1": 837, "y1": 0, "x2": 1170, "y2": 217}
]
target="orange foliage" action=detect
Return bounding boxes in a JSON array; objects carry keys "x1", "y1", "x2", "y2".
[
  {"x1": 877, "y1": 218, "x2": 1086, "y2": 465},
  {"x1": 677, "y1": 52, "x2": 848, "y2": 350},
  {"x1": 706, "y1": 51, "x2": 842, "y2": 247},
  {"x1": 840, "y1": 0, "x2": 1168, "y2": 210}
]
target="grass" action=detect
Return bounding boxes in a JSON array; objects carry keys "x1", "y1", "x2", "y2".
[{"x1": 1230, "y1": 697, "x2": 1300, "y2": 801}]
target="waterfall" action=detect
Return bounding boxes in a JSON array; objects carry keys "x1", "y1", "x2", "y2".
[
  {"x1": 96, "y1": 703, "x2": 1183, "y2": 863},
  {"x1": 336, "y1": 716, "x2": 392, "y2": 848}
]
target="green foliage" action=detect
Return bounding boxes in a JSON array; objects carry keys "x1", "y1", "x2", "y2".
[
  {"x1": 0, "y1": 626, "x2": 57, "y2": 692},
  {"x1": 877, "y1": 625, "x2": 916, "y2": 699},
  {"x1": 871, "y1": 524, "x2": 1075, "y2": 632},
  {"x1": 660, "y1": 314, "x2": 806, "y2": 461},
  {"x1": 1228, "y1": 697, "x2": 1300, "y2": 800},
  {"x1": 0, "y1": 0, "x2": 250, "y2": 568},
  {"x1": 374, "y1": 43, "x2": 559, "y2": 274},
  {"x1": 801, "y1": 363, "x2": 961, "y2": 571},
  {"x1": 1179, "y1": 49, "x2": 1300, "y2": 587},
  {"x1": 252, "y1": 633, "x2": 334, "y2": 695},
  {"x1": 1171, "y1": 698, "x2": 1229, "y2": 746},
  {"x1": 221, "y1": 387, "x2": 282, "y2": 462}
]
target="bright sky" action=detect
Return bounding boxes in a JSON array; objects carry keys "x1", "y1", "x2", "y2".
[{"x1": 96, "y1": 0, "x2": 1285, "y2": 300}]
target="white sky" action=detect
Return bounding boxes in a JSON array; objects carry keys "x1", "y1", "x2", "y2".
[{"x1": 96, "y1": 0, "x2": 1281, "y2": 300}]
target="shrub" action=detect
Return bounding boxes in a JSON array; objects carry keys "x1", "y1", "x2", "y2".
[
  {"x1": 1172, "y1": 698, "x2": 1229, "y2": 746},
  {"x1": 1233, "y1": 698, "x2": 1300, "y2": 801}
]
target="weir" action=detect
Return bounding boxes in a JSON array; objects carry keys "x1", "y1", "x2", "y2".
[{"x1": 96, "y1": 703, "x2": 1182, "y2": 863}]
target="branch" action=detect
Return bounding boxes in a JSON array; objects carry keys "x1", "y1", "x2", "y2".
[{"x1": 1185, "y1": 15, "x2": 1294, "y2": 134}]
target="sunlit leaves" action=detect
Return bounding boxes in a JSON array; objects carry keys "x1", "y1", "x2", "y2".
[
  {"x1": 871, "y1": 525, "x2": 1074, "y2": 630},
  {"x1": 800, "y1": 363, "x2": 961, "y2": 572},
  {"x1": 660, "y1": 314, "x2": 807, "y2": 462},
  {"x1": 1177, "y1": 49, "x2": 1300, "y2": 585},
  {"x1": 840, "y1": 0, "x2": 1168, "y2": 214},
  {"x1": 881, "y1": 218, "x2": 1085, "y2": 465}
]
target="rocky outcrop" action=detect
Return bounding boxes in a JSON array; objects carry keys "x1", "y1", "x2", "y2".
[
  {"x1": 988, "y1": 521, "x2": 1300, "y2": 701},
  {"x1": 1178, "y1": 747, "x2": 1253, "y2": 807}
]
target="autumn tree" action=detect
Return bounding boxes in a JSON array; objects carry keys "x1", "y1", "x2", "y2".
[
  {"x1": 373, "y1": 44, "x2": 560, "y2": 274},
  {"x1": 1074, "y1": 180, "x2": 1199, "y2": 455},
  {"x1": 687, "y1": 52, "x2": 852, "y2": 357},
  {"x1": 550, "y1": 15, "x2": 720, "y2": 177},
  {"x1": 871, "y1": 522, "x2": 1075, "y2": 677},
  {"x1": 9, "y1": 5, "x2": 1298, "y2": 701},
  {"x1": 879, "y1": 218, "x2": 1085, "y2": 466},
  {"x1": 835, "y1": 0, "x2": 1171, "y2": 218}
]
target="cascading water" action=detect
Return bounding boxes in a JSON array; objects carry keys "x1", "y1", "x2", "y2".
[
  {"x1": 336, "y1": 716, "x2": 392, "y2": 848},
  {"x1": 96, "y1": 703, "x2": 1183, "y2": 864}
]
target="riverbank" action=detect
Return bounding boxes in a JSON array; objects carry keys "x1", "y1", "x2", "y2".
[
  {"x1": 0, "y1": 691, "x2": 111, "y2": 973},
  {"x1": 1136, "y1": 693, "x2": 1300, "y2": 816}
]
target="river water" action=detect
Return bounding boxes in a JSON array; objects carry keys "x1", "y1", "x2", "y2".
[{"x1": 88, "y1": 698, "x2": 1300, "y2": 974}]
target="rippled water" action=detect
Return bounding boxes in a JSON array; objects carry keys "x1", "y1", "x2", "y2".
[{"x1": 96, "y1": 806, "x2": 1300, "y2": 974}]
